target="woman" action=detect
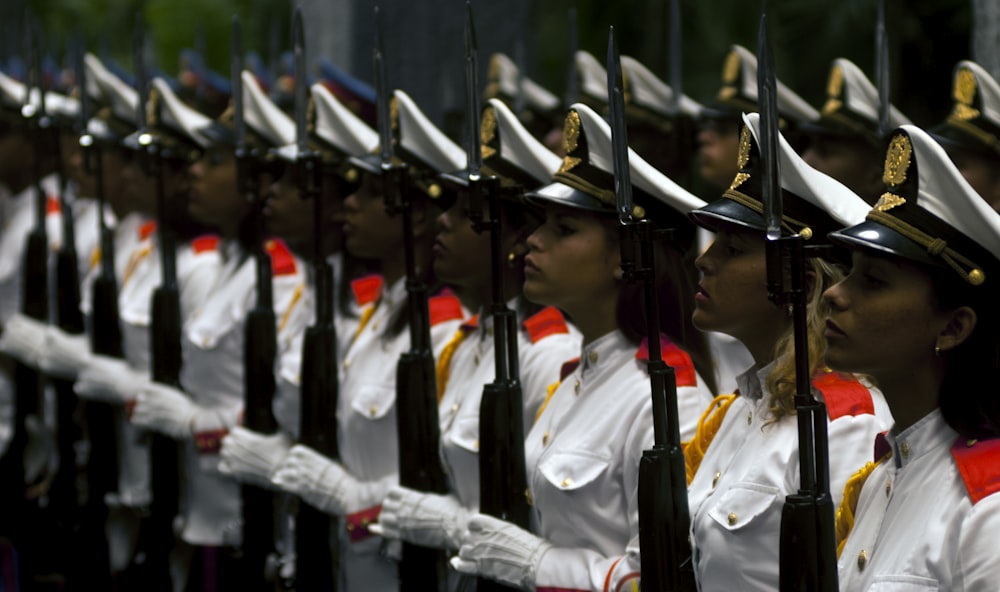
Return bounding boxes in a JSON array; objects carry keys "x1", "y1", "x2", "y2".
[
  {"x1": 268, "y1": 89, "x2": 468, "y2": 591},
  {"x1": 373, "y1": 98, "x2": 580, "y2": 561},
  {"x1": 683, "y1": 112, "x2": 892, "y2": 592},
  {"x1": 824, "y1": 125, "x2": 1000, "y2": 590},
  {"x1": 126, "y1": 72, "x2": 307, "y2": 589},
  {"x1": 451, "y1": 103, "x2": 715, "y2": 591}
]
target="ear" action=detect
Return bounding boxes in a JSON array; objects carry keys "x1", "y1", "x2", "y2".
[{"x1": 936, "y1": 306, "x2": 978, "y2": 353}]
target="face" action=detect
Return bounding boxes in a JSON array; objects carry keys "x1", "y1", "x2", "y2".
[
  {"x1": 693, "y1": 228, "x2": 788, "y2": 350},
  {"x1": 0, "y1": 126, "x2": 32, "y2": 183},
  {"x1": 119, "y1": 150, "x2": 156, "y2": 216},
  {"x1": 697, "y1": 118, "x2": 741, "y2": 190},
  {"x1": 264, "y1": 165, "x2": 347, "y2": 252},
  {"x1": 949, "y1": 149, "x2": 1000, "y2": 212},
  {"x1": 342, "y1": 172, "x2": 402, "y2": 260},
  {"x1": 802, "y1": 136, "x2": 882, "y2": 204},
  {"x1": 822, "y1": 250, "x2": 954, "y2": 379},
  {"x1": 187, "y1": 146, "x2": 243, "y2": 227},
  {"x1": 433, "y1": 190, "x2": 490, "y2": 288},
  {"x1": 523, "y1": 207, "x2": 619, "y2": 314}
]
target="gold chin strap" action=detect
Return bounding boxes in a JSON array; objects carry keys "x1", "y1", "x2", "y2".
[
  {"x1": 721, "y1": 187, "x2": 812, "y2": 239},
  {"x1": 867, "y1": 209, "x2": 986, "y2": 285}
]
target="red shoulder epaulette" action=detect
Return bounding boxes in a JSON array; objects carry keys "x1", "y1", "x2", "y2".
[
  {"x1": 636, "y1": 334, "x2": 697, "y2": 387},
  {"x1": 951, "y1": 436, "x2": 1000, "y2": 505},
  {"x1": 428, "y1": 291, "x2": 464, "y2": 326},
  {"x1": 812, "y1": 371, "x2": 875, "y2": 420},
  {"x1": 351, "y1": 274, "x2": 384, "y2": 306},
  {"x1": 191, "y1": 234, "x2": 220, "y2": 254},
  {"x1": 46, "y1": 195, "x2": 61, "y2": 215},
  {"x1": 264, "y1": 238, "x2": 297, "y2": 276},
  {"x1": 522, "y1": 306, "x2": 570, "y2": 344},
  {"x1": 139, "y1": 220, "x2": 157, "y2": 241},
  {"x1": 461, "y1": 314, "x2": 480, "y2": 332},
  {"x1": 560, "y1": 357, "x2": 581, "y2": 382}
]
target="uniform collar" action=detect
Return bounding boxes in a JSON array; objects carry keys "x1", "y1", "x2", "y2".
[
  {"x1": 887, "y1": 408, "x2": 955, "y2": 469},
  {"x1": 579, "y1": 329, "x2": 631, "y2": 377},
  {"x1": 734, "y1": 361, "x2": 775, "y2": 403}
]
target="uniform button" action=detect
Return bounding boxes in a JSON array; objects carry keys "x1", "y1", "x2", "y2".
[
  {"x1": 372, "y1": 321, "x2": 379, "y2": 331},
  {"x1": 857, "y1": 549, "x2": 867, "y2": 571},
  {"x1": 747, "y1": 412, "x2": 752, "y2": 425},
  {"x1": 346, "y1": 523, "x2": 355, "y2": 532},
  {"x1": 885, "y1": 480, "x2": 891, "y2": 497},
  {"x1": 712, "y1": 472, "x2": 721, "y2": 488},
  {"x1": 202, "y1": 337, "x2": 210, "y2": 347},
  {"x1": 369, "y1": 405, "x2": 378, "y2": 417},
  {"x1": 727, "y1": 512, "x2": 738, "y2": 525},
  {"x1": 900, "y1": 442, "x2": 910, "y2": 459},
  {"x1": 574, "y1": 380, "x2": 580, "y2": 395},
  {"x1": 361, "y1": 517, "x2": 370, "y2": 526},
  {"x1": 473, "y1": 439, "x2": 479, "y2": 451},
  {"x1": 451, "y1": 403, "x2": 459, "y2": 414},
  {"x1": 967, "y1": 438, "x2": 978, "y2": 447},
  {"x1": 474, "y1": 355, "x2": 480, "y2": 366},
  {"x1": 561, "y1": 477, "x2": 573, "y2": 487},
  {"x1": 542, "y1": 431, "x2": 550, "y2": 446},
  {"x1": 525, "y1": 489, "x2": 534, "y2": 506},
  {"x1": 344, "y1": 358, "x2": 352, "y2": 368},
  {"x1": 588, "y1": 351, "x2": 599, "y2": 364}
]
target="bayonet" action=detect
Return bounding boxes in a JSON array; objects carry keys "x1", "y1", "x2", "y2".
[
  {"x1": 875, "y1": 0, "x2": 890, "y2": 137},
  {"x1": 758, "y1": 4, "x2": 782, "y2": 249},
  {"x1": 464, "y1": 1, "x2": 482, "y2": 182},
  {"x1": 668, "y1": 0, "x2": 682, "y2": 115},
  {"x1": 374, "y1": 7, "x2": 393, "y2": 168},
  {"x1": 565, "y1": 4, "x2": 579, "y2": 108},
  {"x1": 293, "y1": 8, "x2": 309, "y2": 156},
  {"x1": 231, "y1": 16, "x2": 246, "y2": 159},
  {"x1": 607, "y1": 27, "x2": 633, "y2": 227},
  {"x1": 513, "y1": 39, "x2": 526, "y2": 119}
]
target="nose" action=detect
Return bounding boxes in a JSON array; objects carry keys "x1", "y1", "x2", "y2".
[
  {"x1": 822, "y1": 280, "x2": 847, "y2": 311},
  {"x1": 694, "y1": 239, "x2": 716, "y2": 275}
]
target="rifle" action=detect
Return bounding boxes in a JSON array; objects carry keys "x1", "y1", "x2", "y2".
[
  {"x1": 875, "y1": 0, "x2": 890, "y2": 139},
  {"x1": 464, "y1": 6, "x2": 530, "y2": 592},
  {"x1": 607, "y1": 27, "x2": 695, "y2": 592},
  {"x1": 373, "y1": 7, "x2": 450, "y2": 590},
  {"x1": 665, "y1": 0, "x2": 695, "y2": 188},
  {"x1": 231, "y1": 16, "x2": 279, "y2": 588},
  {"x1": 132, "y1": 16, "x2": 182, "y2": 588},
  {"x1": 564, "y1": 4, "x2": 579, "y2": 110},
  {"x1": 291, "y1": 7, "x2": 341, "y2": 590},
  {"x1": 755, "y1": 4, "x2": 838, "y2": 590}
]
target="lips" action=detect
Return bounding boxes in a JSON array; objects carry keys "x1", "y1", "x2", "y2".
[
  {"x1": 824, "y1": 319, "x2": 846, "y2": 338},
  {"x1": 523, "y1": 255, "x2": 540, "y2": 275}
]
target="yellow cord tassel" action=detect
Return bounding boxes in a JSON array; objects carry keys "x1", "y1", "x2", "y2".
[
  {"x1": 435, "y1": 327, "x2": 472, "y2": 402},
  {"x1": 835, "y1": 460, "x2": 880, "y2": 557},
  {"x1": 684, "y1": 394, "x2": 738, "y2": 485},
  {"x1": 533, "y1": 380, "x2": 562, "y2": 425}
]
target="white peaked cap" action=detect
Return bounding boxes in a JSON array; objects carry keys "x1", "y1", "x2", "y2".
[
  {"x1": 575, "y1": 50, "x2": 608, "y2": 106},
  {"x1": 709, "y1": 44, "x2": 819, "y2": 124},
  {"x1": 744, "y1": 111, "x2": 869, "y2": 228},
  {"x1": 85, "y1": 53, "x2": 137, "y2": 125},
  {"x1": 312, "y1": 83, "x2": 379, "y2": 155},
  {"x1": 242, "y1": 70, "x2": 295, "y2": 147},
  {"x1": 530, "y1": 102, "x2": 706, "y2": 216},
  {"x1": 0, "y1": 70, "x2": 24, "y2": 108},
  {"x1": 822, "y1": 58, "x2": 910, "y2": 129},
  {"x1": 833, "y1": 125, "x2": 1000, "y2": 285},
  {"x1": 482, "y1": 97, "x2": 561, "y2": 186},
  {"x1": 394, "y1": 89, "x2": 465, "y2": 173},
  {"x1": 151, "y1": 77, "x2": 213, "y2": 148},
  {"x1": 620, "y1": 55, "x2": 702, "y2": 118},
  {"x1": 488, "y1": 53, "x2": 560, "y2": 112}
]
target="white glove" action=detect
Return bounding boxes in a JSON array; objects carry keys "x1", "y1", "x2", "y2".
[
  {"x1": 74, "y1": 356, "x2": 152, "y2": 405},
  {"x1": 271, "y1": 444, "x2": 385, "y2": 516},
  {"x1": 451, "y1": 513, "x2": 552, "y2": 590},
  {"x1": 130, "y1": 383, "x2": 197, "y2": 440},
  {"x1": 372, "y1": 486, "x2": 469, "y2": 550},
  {"x1": 38, "y1": 326, "x2": 93, "y2": 380},
  {"x1": 0, "y1": 313, "x2": 48, "y2": 366},
  {"x1": 218, "y1": 427, "x2": 292, "y2": 489}
]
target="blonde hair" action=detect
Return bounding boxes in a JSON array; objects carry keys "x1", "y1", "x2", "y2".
[{"x1": 764, "y1": 257, "x2": 845, "y2": 422}]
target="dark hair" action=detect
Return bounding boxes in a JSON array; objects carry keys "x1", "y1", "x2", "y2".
[
  {"x1": 933, "y1": 267, "x2": 1000, "y2": 439},
  {"x1": 606, "y1": 218, "x2": 718, "y2": 396}
]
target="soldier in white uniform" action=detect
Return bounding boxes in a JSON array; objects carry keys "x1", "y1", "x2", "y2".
[
  {"x1": 451, "y1": 103, "x2": 715, "y2": 591},
  {"x1": 126, "y1": 71, "x2": 307, "y2": 589},
  {"x1": 681, "y1": 112, "x2": 892, "y2": 592},
  {"x1": 800, "y1": 58, "x2": 911, "y2": 204},
  {"x1": 825, "y1": 125, "x2": 1000, "y2": 591},
  {"x1": 374, "y1": 98, "x2": 581, "y2": 578},
  {"x1": 268, "y1": 89, "x2": 468, "y2": 591}
]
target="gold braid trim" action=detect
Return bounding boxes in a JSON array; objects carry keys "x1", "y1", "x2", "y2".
[
  {"x1": 944, "y1": 117, "x2": 1000, "y2": 152},
  {"x1": 435, "y1": 326, "x2": 473, "y2": 402},
  {"x1": 722, "y1": 188, "x2": 813, "y2": 238},
  {"x1": 534, "y1": 380, "x2": 562, "y2": 425},
  {"x1": 684, "y1": 394, "x2": 738, "y2": 484},
  {"x1": 867, "y1": 209, "x2": 987, "y2": 285},
  {"x1": 552, "y1": 170, "x2": 616, "y2": 207},
  {"x1": 352, "y1": 304, "x2": 377, "y2": 343},
  {"x1": 835, "y1": 461, "x2": 880, "y2": 557},
  {"x1": 278, "y1": 283, "x2": 305, "y2": 334}
]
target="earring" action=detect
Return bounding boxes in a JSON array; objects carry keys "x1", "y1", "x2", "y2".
[
  {"x1": 934, "y1": 344, "x2": 942, "y2": 357},
  {"x1": 506, "y1": 252, "x2": 517, "y2": 268}
]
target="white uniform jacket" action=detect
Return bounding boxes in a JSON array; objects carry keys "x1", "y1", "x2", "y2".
[
  {"x1": 177, "y1": 238, "x2": 306, "y2": 546},
  {"x1": 527, "y1": 329, "x2": 714, "y2": 592},
  {"x1": 687, "y1": 363, "x2": 892, "y2": 592},
  {"x1": 837, "y1": 409, "x2": 1000, "y2": 592}
]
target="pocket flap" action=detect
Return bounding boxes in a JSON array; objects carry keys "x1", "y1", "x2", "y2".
[
  {"x1": 708, "y1": 483, "x2": 779, "y2": 531},
  {"x1": 538, "y1": 450, "x2": 611, "y2": 491},
  {"x1": 350, "y1": 384, "x2": 396, "y2": 420}
]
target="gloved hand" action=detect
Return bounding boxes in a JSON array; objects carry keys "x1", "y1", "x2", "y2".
[
  {"x1": 371, "y1": 486, "x2": 469, "y2": 550},
  {"x1": 450, "y1": 513, "x2": 552, "y2": 590},
  {"x1": 38, "y1": 326, "x2": 92, "y2": 380},
  {"x1": 130, "y1": 383, "x2": 197, "y2": 440},
  {"x1": 0, "y1": 313, "x2": 48, "y2": 366},
  {"x1": 218, "y1": 427, "x2": 292, "y2": 489},
  {"x1": 74, "y1": 356, "x2": 152, "y2": 405},
  {"x1": 271, "y1": 444, "x2": 381, "y2": 516}
]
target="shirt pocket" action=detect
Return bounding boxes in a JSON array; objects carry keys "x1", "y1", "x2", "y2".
[
  {"x1": 448, "y1": 415, "x2": 480, "y2": 453},
  {"x1": 867, "y1": 575, "x2": 938, "y2": 591},
  {"x1": 707, "y1": 483, "x2": 779, "y2": 531},
  {"x1": 350, "y1": 383, "x2": 396, "y2": 421},
  {"x1": 538, "y1": 449, "x2": 611, "y2": 492}
]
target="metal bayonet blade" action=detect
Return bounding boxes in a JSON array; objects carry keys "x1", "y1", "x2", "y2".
[
  {"x1": 757, "y1": 5, "x2": 782, "y2": 240},
  {"x1": 293, "y1": 6, "x2": 309, "y2": 155},
  {"x1": 374, "y1": 6, "x2": 393, "y2": 165},
  {"x1": 464, "y1": 1, "x2": 482, "y2": 178},
  {"x1": 133, "y1": 13, "x2": 148, "y2": 133},
  {"x1": 231, "y1": 15, "x2": 246, "y2": 152},
  {"x1": 876, "y1": 0, "x2": 890, "y2": 138},
  {"x1": 606, "y1": 27, "x2": 633, "y2": 225},
  {"x1": 565, "y1": 5, "x2": 579, "y2": 108},
  {"x1": 668, "y1": 0, "x2": 682, "y2": 114}
]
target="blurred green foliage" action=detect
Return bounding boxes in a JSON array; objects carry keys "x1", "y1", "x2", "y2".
[{"x1": 3, "y1": 0, "x2": 972, "y2": 126}]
